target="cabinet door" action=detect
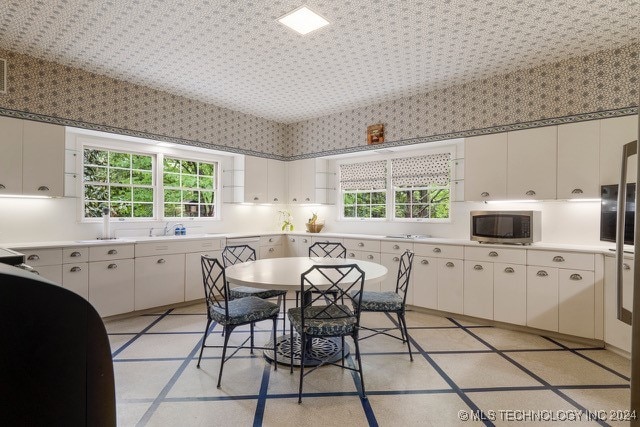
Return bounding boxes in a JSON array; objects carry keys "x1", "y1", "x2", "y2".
[
  {"x1": 287, "y1": 160, "x2": 301, "y2": 203},
  {"x1": 412, "y1": 256, "x2": 438, "y2": 310},
  {"x1": 380, "y1": 252, "x2": 401, "y2": 292},
  {"x1": 507, "y1": 126, "x2": 557, "y2": 200},
  {"x1": 260, "y1": 245, "x2": 283, "y2": 259},
  {"x1": 135, "y1": 254, "x2": 185, "y2": 310},
  {"x1": 36, "y1": 264, "x2": 63, "y2": 285},
  {"x1": 185, "y1": 250, "x2": 221, "y2": 301},
  {"x1": 63, "y1": 263, "x2": 89, "y2": 300},
  {"x1": 437, "y1": 258, "x2": 463, "y2": 314},
  {"x1": 0, "y1": 116, "x2": 23, "y2": 195},
  {"x1": 463, "y1": 261, "x2": 493, "y2": 319},
  {"x1": 244, "y1": 156, "x2": 268, "y2": 203},
  {"x1": 557, "y1": 121, "x2": 600, "y2": 199},
  {"x1": 464, "y1": 133, "x2": 507, "y2": 201},
  {"x1": 526, "y1": 266, "x2": 559, "y2": 331},
  {"x1": 600, "y1": 115, "x2": 638, "y2": 186},
  {"x1": 559, "y1": 269, "x2": 595, "y2": 339},
  {"x1": 22, "y1": 120, "x2": 65, "y2": 196},
  {"x1": 89, "y1": 259, "x2": 135, "y2": 317},
  {"x1": 299, "y1": 158, "x2": 316, "y2": 203},
  {"x1": 267, "y1": 159, "x2": 286, "y2": 203},
  {"x1": 493, "y1": 263, "x2": 526, "y2": 325},
  {"x1": 296, "y1": 236, "x2": 313, "y2": 257}
]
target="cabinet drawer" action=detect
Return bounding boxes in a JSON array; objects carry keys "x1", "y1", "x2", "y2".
[
  {"x1": 62, "y1": 247, "x2": 89, "y2": 264},
  {"x1": 260, "y1": 235, "x2": 282, "y2": 246},
  {"x1": 311, "y1": 237, "x2": 343, "y2": 244},
  {"x1": 183, "y1": 239, "x2": 223, "y2": 253},
  {"x1": 89, "y1": 244, "x2": 135, "y2": 261},
  {"x1": 414, "y1": 243, "x2": 463, "y2": 259},
  {"x1": 63, "y1": 262, "x2": 89, "y2": 300},
  {"x1": 465, "y1": 246, "x2": 526, "y2": 264},
  {"x1": 380, "y1": 240, "x2": 414, "y2": 254},
  {"x1": 16, "y1": 248, "x2": 62, "y2": 267},
  {"x1": 344, "y1": 238, "x2": 381, "y2": 252},
  {"x1": 260, "y1": 245, "x2": 283, "y2": 258},
  {"x1": 527, "y1": 250, "x2": 594, "y2": 271}
]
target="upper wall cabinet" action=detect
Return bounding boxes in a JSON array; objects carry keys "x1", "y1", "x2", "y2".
[
  {"x1": 557, "y1": 120, "x2": 600, "y2": 199},
  {"x1": 464, "y1": 133, "x2": 508, "y2": 201},
  {"x1": 223, "y1": 155, "x2": 287, "y2": 203},
  {"x1": 287, "y1": 158, "x2": 335, "y2": 204},
  {"x1": 0, "y1": 117, "x2": 65, "y2": 197},
  {"x1": 507, "y1": 126, "x2": 558, "y2": 200},
  {"x1": 599, "y1": 115, "x2": 638, "y2": 187},
  {"x1": 267, "y1": 159, "x2": 286, "y2": 203},
  {"x1": 244, "y1": 156, "x2": 269, "y2": 203}
]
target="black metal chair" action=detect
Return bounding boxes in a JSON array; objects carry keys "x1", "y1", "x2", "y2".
[
  {"x1": 196, "y1": 255, "x2": 279, "y2": 388},
  {"x1": 352, "y1": 250, "x2": 415, "y2": 361},
  {"x1": 222, "y1": 244, "x2": 288, "y2": 334},
  {"x1": 295, "y1": 241, "x2": 347, "y2": 306},
  {"x1": 288, "y1": 264, "x2": 367, "y2": 403}
]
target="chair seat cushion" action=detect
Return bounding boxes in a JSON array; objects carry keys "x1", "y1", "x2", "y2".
[
  {"x1": 287, "y1": 305, "x2": 356, "y2": 336},
  {"x1": 229, "y1": 286, "x2": 287, "y2": 300},
  {"x1": 210, "y1": 296, "x2": 279, "y2": 326},
  {"x1": 353, "y1": 291, "x2": 403, "y2": 312}
]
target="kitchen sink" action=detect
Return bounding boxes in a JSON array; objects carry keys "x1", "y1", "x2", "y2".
[
  {"x1": 384, "y1": 234, "x2": 431, "y2": 240},
  {"x1": 74, "y1": 238, "x2": 129, "y2": 243}
]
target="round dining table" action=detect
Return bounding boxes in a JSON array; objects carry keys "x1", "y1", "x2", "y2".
[{"x1": 224, "y1": 256, "x2": 388, "y2": 366}]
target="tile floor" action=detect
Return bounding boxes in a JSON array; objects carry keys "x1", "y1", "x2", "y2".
[{"x1": 106, "y1": 301, "x2": 632, "y2": 426}]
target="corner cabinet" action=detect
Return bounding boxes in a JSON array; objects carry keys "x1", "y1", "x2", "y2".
[
  {"x1": 223, "y1": 155, "x2": 286, "y2": 204},
  {"x1": 0, "y1": 117, "x2": 65, "y2": 197},
  {"x1": 287, "y1": 158, "x2": 335, "y2": 204}
]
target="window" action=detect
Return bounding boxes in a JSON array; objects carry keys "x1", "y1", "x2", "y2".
[
  {"x1": 163, "y1": 157, "x2": 216, "y2": 218},
  {"x1": 391, "y1": 154, "x2": 451, "y2": 220},
  {"x1": 339, "y1": 160, "x2": 387, "y2": 219},
  {"x1": 83, "y1": 148, "x2": 154, "y2": 218}
]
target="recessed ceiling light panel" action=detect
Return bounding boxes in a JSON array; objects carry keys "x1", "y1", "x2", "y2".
[{"x1": 278, "y1": 6, "x2": 329, "y2": 35}]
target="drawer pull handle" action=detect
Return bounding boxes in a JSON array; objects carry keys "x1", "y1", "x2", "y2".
[
  {"x1": 571, "y1": 188, "x2": 584, "y2": 194},
  {"x1": 358, "y1": 242, "x2": 364, "y2": 247},
  {"x1": 27, "y1": 254, "x2": 40, "y2": 261},
  {"x1": 421, "y1": 259, "x2": 429, "y2": 265},
  {"x1": 367, "y1": 255, "x2": 374, "y2": 260},
  {"x1": 526, "y1": 190, "x2": 536, "y2": 196},
  {"x1": 108, "y1": 263, "x2": 118, "y2": 269},
  {"x1": 290, "y1": 238, "x2": 296, "y2": 242},
  {"x1": 273, "y1": 198, "x2": 278, "y2": 202},
  {"x1": 446, "y1": 262, "x2": 455, "y2": 268},
  {"x1": 349, "y1": 253, "x2": 356, "y2": 258},
  {"x1": 433, "y1": 248, "x2": 441, "y2": 253},
  {"x1": 108, "y1": 249, "x2": 118, "y2": 255},
  {"x1": 70, "y1": 266, "x2": 82, "y2": 272},
  {"x1": 624, "y1": 263, "x2": 631, "y2": 270},
  {"x1": 37, "y1": 185, "x2": 50, "y2": 192},
  {"x1": 305, "y1": 197, "x2": 310, "y2": 201},
  {"x1": 393, "y1": 257, "x2": 400, "y2": 262},
  {"x1": 504, "y1": 267, "x2": 515, "y2": 273},
  {"x1": 269, "y1": 247, "x2": 274, "y2": 252},
  {"x1": 0, "y1": 184, "x2": 5, "y2": 189},
  {"x1": 269, "y1": 238, "x2": 274, "y2": 242},
  {"x1": 70, "y1": 251, "x2": 82, "y2": 258},
  {"x1": 253, "y1": 196, "x2": 259, "y2": 201},
  {"x1": 157, "y1": 258, "x2": 166, "y2": 264},
  {"x1": 570, "y1": 274, "x2": 582, "y2": 281},
  {"x1": 488, "y1": 251, "x2": 498, "y2": 257},
  {"x1": 473, "y1": 264, "x2": 483, "y2": 271},
  {"x1": 552, "y1": 256, "x2": 565, "y2": 262},
  {"x1": 302, "y1": 239, "x2": 308, "y2": 243},
  {"x1": 480, "y1": 191, "x2": 490, "y2": 197},
  {"x1": 537, "y1": 270, "x2": 548, "y2": 277},
  {"x1": 393, "y1": 244, "x2": 400, "y2": 250},
  {"x1": 292, "y1": 198, "x2": 297, "y2": 202}
]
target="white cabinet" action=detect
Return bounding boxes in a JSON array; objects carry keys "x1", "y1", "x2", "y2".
[
  {"x1": 464, "y1": 133, "x2": 508, "y2": 201},
  {"x1": 380, "y1": 252, "x2": 402, "y2": 293},
  {"x1": 63, "y1": 263, "x2": 89, "y2": 300},
  {"x1": 89, "y1": 259, "x2": 135, "y2": 317},
  {"x1": 288, "y1": 158, "x2": 333, "y2": 204},
  {"x1": 493, "y1": 263, "x2": 527, "y2": 325},
  {"x1": 244, "y1": 156, "x2": 268, "y2": 203},
  {"x1": 559, "y1": 269, "x2": 595, "y2": 338},
  {"x1": 412, "y1": 256, "x2": 438, "y2": 310},
  {"x1": 557, "y1": 120, "x2": 600, "y2": 199},
  {"x1": 599, "y1": 115, "x2": 638, "y2": 186},
  {"x1": 16, "y1": 247, "x2": 63, "y2": 284},
  {"x1": 526, "y1": 265, "x2": 559, "y2": 331},
  {"x1": 463, "y1": 261, "x2": 493, "y2": 319},
  {"x1": 225, "y1": 156, "x2": 286, "y2": 203},
  {"x1": 267, "y1": 159, "x2": 286, "y2": 203},
  {"x1": 507, "y1": 126, "x2": 558, "y2": 200},
  {"x1": 437, "y1": 258, "x2": 464, "y2": 314},
  {"x1": 260, "y1": 235, "x2": 283, "y2": 259},
  {"x1": 0, "y1": 117, "x2": 65, "y2": 197},
  {"x1": 185, "y1": 249, "x2": 222, "y2": 301},
  {"x1": 135, "y1": 254, "x2": 185, "y2": 310},
  {"x1": 604, "y1": 256, "x2": 633, "y2": 353},
  {"x1": 286, "y1": 235, "x2": 313, "y2": 257}
]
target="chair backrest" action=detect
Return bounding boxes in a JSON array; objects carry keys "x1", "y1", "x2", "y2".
[
  {"x1": 300, "y1": 264, "x2": 365, "y2": 332},
  {"x1": 395, "y1": 250, "x2": 415, "y2": 302},
  {"x1": 201, "y1": 255, "x2": 230, "y2": 320},
  {"x1": 308, "y1": 241, "x2": 347, "y2": 258},
  {"x1": 222, "y1": 244, "x2": 257, "y2": 267}
]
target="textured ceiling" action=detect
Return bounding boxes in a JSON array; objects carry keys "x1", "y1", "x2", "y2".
[{"x1": 0, "y1": 0, "x2": 638, "y2": 123}]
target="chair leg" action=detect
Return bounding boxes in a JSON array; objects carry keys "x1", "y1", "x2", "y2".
[
  {"x1": 272, "y1": 317, "x2": 278, "y2": 370},
  {"x1": 281, "y1": 294, "x2": 287, "y2": 336},
  {"x1": 353, "y1": 332, "x2": 367, "y2": 400},
  {"x1": 217, "y1": 325, "x2": 233, "y2": 388},
  {"x1": 197, "y1": 318, "x2": 212, "y2": 368},
  {"x1": 290, "y1": 321, "x2": 294, "y2": 374},
  {"x1": 341, "y1": 336, "x2": 345, "y2": 367},
  {"x1": 398, "y1": 312, "x2": 413, "y2": 361},
  {"x1": 250, "y1": 322, "x2": 255, "y2": 354},
  {"x1": 295, "y1": 290, "x2": 300, "y2": 308},
  {"x1": 396, "y1": 312, "x2": 406, "y2": 342},
  {"x1": 298, "y1": 332, "x2": 307, "y2": 404}
]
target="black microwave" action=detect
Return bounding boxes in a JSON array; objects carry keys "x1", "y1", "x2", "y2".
[{"x1": 470, "y1": 211, "x2": 542, "y2": 245}]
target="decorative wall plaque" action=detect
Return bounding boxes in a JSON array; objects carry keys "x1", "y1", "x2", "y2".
[{"x1": 367, "y1": 124, "x2": 384, "y2": 145}]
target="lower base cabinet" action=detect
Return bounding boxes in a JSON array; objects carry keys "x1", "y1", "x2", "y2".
[
  {"x1": 35, "y1": 265, "x2": 63, "y2": 285},
  {"x1": 135, "y1": 254, "x2": 185, "y2": 310},
  {"x1": 437, "y1": 258, "x2": 463, "y2": 313},
  {"x1": 62, "y1": 262, "x2": 89, "y2": 300},
  {"x1": 185, "y1": 250, "x2": 222, "y2": 301},
  {"x1": 463, "y1": 261, "x2": 493, "y2": 319},
  {"x1": 559, "y1": 269, "x2": 595, "y2": 338},
  {"x1": 526, "y1": 266, "x2": 559, "y2": 331},
  {"x1": 412, "y1": 256, "x2": 438, "y2": 309},
  {"x1": 89, "y1": 259, "x2": 135, "y2": 317},
  {"x1": 493, "y1": 263, "x2": 526, "y2": 325}
]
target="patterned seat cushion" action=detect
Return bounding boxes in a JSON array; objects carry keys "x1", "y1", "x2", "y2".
[
  {"x1": 229, "y1": 286, "x2": 287, "y2": 300},
  {"x1": 287, "y1": 305, "x2": 357, "y2": 336},
  {"x1": 210, "y1": 296, "x2": 279, "y2": 326},
  {"x1": 352, "y1": 291, "x2": 403, "y2": 312}
]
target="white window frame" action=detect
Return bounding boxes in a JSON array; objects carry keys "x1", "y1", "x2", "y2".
[
  {"x1": 337, "y1": 154, "x2": 389, "y2": 222},
  {"x1": 161, "y1": 154, "x2": 218, "y2": 220},
  {"x1": 73, "y1": 133, "x2": 223, "y2": 223}
]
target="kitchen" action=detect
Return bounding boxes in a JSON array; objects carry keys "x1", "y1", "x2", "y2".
[{"x1": 0, "y1": 1, "x2": 638, "y2": 425}]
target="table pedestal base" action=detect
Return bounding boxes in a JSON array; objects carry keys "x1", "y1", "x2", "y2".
[{"x1": 264, "y1": 334, "x2": 350, "y2": 367}]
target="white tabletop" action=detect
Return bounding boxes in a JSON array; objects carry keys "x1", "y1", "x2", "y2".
[{"x1": 224, "y1": 257, "x2": 388, "y2": 291}]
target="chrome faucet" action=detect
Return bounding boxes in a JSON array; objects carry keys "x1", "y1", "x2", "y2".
[{"x1": 163, "y1": 222, "x2": 185, "y2": 236}]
